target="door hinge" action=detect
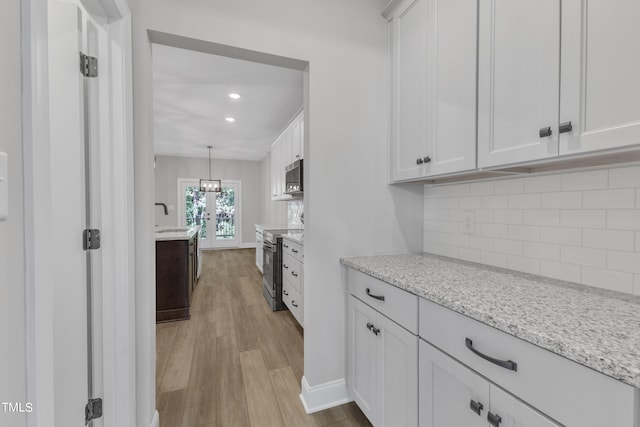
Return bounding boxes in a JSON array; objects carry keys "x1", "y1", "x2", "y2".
[
  {"x1": 80, "y1": 52, "x2": 98, "y2": 78},
  {"x1": 85, "y1": 398, "x2": 103, "y2": 424},
  {"x1": 83, "y1": 229, "x2": 101, "y2": 250}
]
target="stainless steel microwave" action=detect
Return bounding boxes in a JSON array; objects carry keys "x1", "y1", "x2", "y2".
[{"x1": 285, "y1": 159, "x2": 303, "y2": 196}]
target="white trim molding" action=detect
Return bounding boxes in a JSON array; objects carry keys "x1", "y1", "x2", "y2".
[
  {"x1": 149, "y1": 410, "x2": 159, "y2": 427},
  {"x1": 299, "y1": 376, "x2": 351, "y2": 414}
]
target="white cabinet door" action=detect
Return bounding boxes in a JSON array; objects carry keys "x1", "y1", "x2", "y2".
[
  {"x1": 379, "y1": 313, "x2": 418, "y2": 427},
  {"x1": 419, "y1": 340, "x2": 489, "y2": 427},
  {"x1": 559, "y1": 0, "x2": 640, "y2": 155},
  {"x1": 256, "y1": 236, "x2": 263, "y2": 272},
  {"x1": 389, "y1": 0, "x2": 429, "y2": 182},
  {"x1": 490, "y1": 386, "x2": 561, "y2": 427},
  {"x1": 290, "y1": 112, "x2": 303, "y2": 162},
  {"x1": 271, "y1": 138, "x2": 283, "y2": 200},
  {"x1": 425, "y1": 0, "x2": 477, "y2": 176},
  {"x1": 348, "y1": 296, "x2": 378, "y2": 423},
  {"x1": 478, "y1": 0, "x2": 561, "y2": 168}
]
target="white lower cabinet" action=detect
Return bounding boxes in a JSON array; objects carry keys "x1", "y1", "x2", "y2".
[
  {"x1": 420, "y1": 340, "x2": 559, "y2": 427},
  {"x1": 347, "y1": 295, "x2": 418, "y2": 427},
  {"x1": 255, "y1": 227, "x2": 263, "y2": 273}
]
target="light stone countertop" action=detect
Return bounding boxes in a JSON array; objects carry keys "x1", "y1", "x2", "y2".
[
  {"x1": 340, "y1": 253, "x2": 640, "y2": 389},
  {"x1": 155, "y1": 225, "x2": 201, "y2": 241},
  {"x1": 281, "y1": 231, "x2": 304, "y2": 245}
]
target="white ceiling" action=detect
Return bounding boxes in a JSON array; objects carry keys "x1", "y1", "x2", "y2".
[{"x1": 152, "y1": 44, "x2": 304, "y2": 161}]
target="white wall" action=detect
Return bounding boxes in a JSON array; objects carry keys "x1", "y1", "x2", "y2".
[
  {"x1": 0, "y1": 0, "x2": 27, "y2": 426},
  {"x1": 129, "y1": 0, "x2": 424, "y2": 417},
  {"x1": 260, "y1": 152, "x2": 287, "y2": 226},
  {"x1": 423, "y1": 166, "x2": 640, "y2": 296},
  {"x1": 154, "y1": 155, "x2": 263, "y2": 245}
]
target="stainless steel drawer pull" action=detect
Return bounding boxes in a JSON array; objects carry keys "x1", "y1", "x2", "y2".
[
  {"x1": 291, "y1": 300, "x2": 298, "y2": 307},
  {"x1": 292, "y1": 248, "x2": 299, "y2": 253},
  {"x1": 366, "y1": 322, "x2": 380, "y2": 335},
  {"x1": 366, "y1": 288, "x2": 385, "y2": 301},
  {"x1": 283, "y1": 264, "x2": 289, "y2": 269},
  {"x1": 487, "y1": 411, "x2": 502, "y2": 427},
  {"x1": 283, "y1": 290, "x2": 289, "y2": 296},
  {"x1": 465, "y1": 338, "x2": 517, "y2": 371},
  {"x1": 291, "y1": 271, "x2": 298, "y2": 277},
  {"x1": 283, "y1": 243, "x2": 289, "y2": 248},
  {"x1": 469, "y1": 400, "x2": 483, "y2": 416}
]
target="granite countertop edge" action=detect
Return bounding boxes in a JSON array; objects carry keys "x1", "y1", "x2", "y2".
[
  {"x1": 340, "y1": 253, "x2": 640, "y2": 389},
  {"x1": 155, "y1": 225, "x2": 201, "y2": 241}
]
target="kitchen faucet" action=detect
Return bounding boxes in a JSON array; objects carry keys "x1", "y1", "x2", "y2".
[{"x1": 155, "y1": 202, "x2": 168, "y2": 215}]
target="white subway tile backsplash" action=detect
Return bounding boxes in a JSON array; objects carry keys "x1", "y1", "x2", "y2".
[
  {"x1": 460, "y1": 196, "x2": 483, "y2": 209},
  {"x1": 508, "y1": 255, "x2": 540, "y2": 275},
  {"x1": 494, "y1": 179, "x2": 525, "y2": 194},
  {"x1": 481, "y1": 223, "x2": 508, "y2": 239},
  {"x1": 458, "y1": 247, "x2": 482, "y2": 263},
  {"x1": 581, "y1": 267, "x2": 634, "y2": 293},
  {"x1": 607, "y1": 251, "x2": 640, "y2": 274},
  {"x1": 508, "y1": 194, "x2": 541, "y2": 209},
  {"x1": 607, "y1": 210, "x2": 640, "y2": 230},
  {"x1": 423, "y1": 166, "x2": 640, "y2": 296},
  {"x1": 524, "y1": 241, "x2": 560, "y2": 261},
  {"x1": 469, "y1": 181, "x2": 495, "y2": 196},
  {"x1": 560, "y1": 210, "x2": 606, "y2": 229},
  {"x1": 481, "y1": 251, "x2": 507, "y2": 268},
  {"x1": 469, "y1": 236, "x2": 494, "y2": 251},
  {"x1": 507, "y1": 225, "x2": 541, "y2": 241},
  {"x1": 540, "y1": 191, "x2": 582, "y2": 209},
  {"x1": 481, "y1": 195, "x2": 508, "y2": 209},
  {"x1": 583, "y1": 189, "x2": 635, "y2": 209},
  {"x1": 609, "y1": 166, "x2": 640, "y2": 189},
  {"x1": 541, "y1": 260, "x2": 581, "y2": 283},
  {"x1": 561, "y1": 246, "x2": 606, "y2": 269},
  {"x1": 524, "y1": 175, "x2": 561, "y2": 193},
  {"x1": 583, "y1": 229, "x2": 635, "y2": 251},
  {"x1": 523, "y1": 210, "x2": 560, "y2": 226},
  {"x1": 561, "y1": 170, "x2": 608, "y2": 191},
  {"x1": 494, "y1": 239, "x2": 523, "y2": 255},
  {"x1": 494, "y1": 210, "x2": 523, "y2": 225}
]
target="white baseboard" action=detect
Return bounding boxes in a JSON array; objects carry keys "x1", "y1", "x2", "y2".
[
  {"x1": 150, "y1": 410, "x2": 159, "y2": 427},
  {"x1": 240, "y1": 242, "x2": 257, "y2": 249},
  {"x1": 299, "y1": 376, "x2": 351, "y2": 414}
]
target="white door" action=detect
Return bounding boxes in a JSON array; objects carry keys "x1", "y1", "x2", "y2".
[
  {"x1": 389, "y1": 0, "x2": 429, "y2": 182},
  {"x1": 490, "y1": 386, "x2": 561, "y2": 427},
  {"x1": 559, "y1": 0, "x2": 640, "y2": 155},
  {"x1": 419, "y1": 339, "x2": 489, "y2": 427},
  {"x1": 425, "y1": 0, "x2": 477, "y2": 176},
  {"x1": 478, "y1": 0, "x2": 561, "y2": 168},
  {"x1": 203, "y1": 181, "x2": 241, "y2": 249},
  {"x1": 347, "y1": 296, "x2": 378, "y2": 424},
  {"x1": 378, "y1": 313, "x2": 418, "y2": 427},
  {"x1": 49, "y1": 1, "x2": 106, "y2": 425}
]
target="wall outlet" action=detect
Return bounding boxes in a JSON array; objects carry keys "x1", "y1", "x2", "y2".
[
  {"x1": 462, "y1": 211, "x2": 475, "y2": 234},
  {"x1": 0, "y1": 152, "x2": 7, "y2": 221}
]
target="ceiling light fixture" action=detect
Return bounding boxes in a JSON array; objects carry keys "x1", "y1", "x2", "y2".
[
  {"x1": 199, "y1": 145, "x2": 221, "y2": 193},
  {"x1": 228, "y1": 93, "x2": 240, "y2": 99},
  {"x1": 225, "y1": 117, "x2": 236, "y2": 123}
]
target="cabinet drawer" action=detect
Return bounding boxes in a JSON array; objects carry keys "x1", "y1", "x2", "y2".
[
  {"x1": 283, "y1": 279, "x2": 303, "y2": 326},
  {"x1": 419, "y1": 298, "x2": 637, "y2": 427},
  {"x1": 282, "y1": 239, "x2": 303, "y2": 262},
  {"x1": 282, "y1": 252, "x2": 302, "y2": 292},
  {"x1": 347, "y1": 268, "x2": 418, "y2": 334}
]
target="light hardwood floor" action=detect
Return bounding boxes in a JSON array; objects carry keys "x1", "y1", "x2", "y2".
[{"x1": 156, "y1": 248, "x2": 372, "y2": 427}]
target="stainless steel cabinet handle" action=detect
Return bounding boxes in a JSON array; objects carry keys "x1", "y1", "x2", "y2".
[
  {"x1": 423, "y1": 156, "x2": 431, "y2": 163},
  {"x1": 487, "y1": 412, "x2": 502, "y2": 427},
  {"x1": 366, "y1": 288, "x2": 385, "y2": 301},
  {"x1": 416, "y1": 158, "x2": 424, "y2": 165},
  {"x1": 291, "y1": 271, "x2": 298, "y2": 277},
  {"x1": 291, "y1": 300, "x2": 298, "y2": 307},
  {"x1": 283, "y1": 264, "x2": 289, "y2": 269},
  {"x1": 283, "y1": 243, "x2": 289, "y2": 248},
  {"x1": 465, "y1": 338, "x2": 517, "y2": 371},
  {"x1": 470, "y1": 400, "x2": 484, "y2": 416},
  {"x1": 283, "y1": 290, "x2": 289, "y2": 296},
  {"x1": 559, "y1": 121, "x2": 573, "y2": 134},
  {"x1": 291, "y1": 248, "x2": 299, "y2": 253},
  {"x1": 539, "y1": 126, "x2": 552, "y2": 138}
]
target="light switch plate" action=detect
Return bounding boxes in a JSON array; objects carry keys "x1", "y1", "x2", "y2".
[
  {"x1": 462, "y1": 211, "x2": 475, "y2": 234},
  {"x1": 0, "y1": 152, "x2": 7, "y2": 221}
]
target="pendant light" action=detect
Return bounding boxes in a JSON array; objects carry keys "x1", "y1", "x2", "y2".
[{"x1": 199, "y1": 146, "x2": 221, "y2": 193}]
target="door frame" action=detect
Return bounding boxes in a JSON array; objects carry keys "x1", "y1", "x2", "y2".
[
  {"x1": 209, "y1": 179, "x2": 242, "y2": 249},
  {"x1": 22, "y1": 0, "x2": 135, "y2": 426}
]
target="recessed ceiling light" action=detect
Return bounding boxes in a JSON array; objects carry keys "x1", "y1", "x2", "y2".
[
  {"x1": 228, "y1": 93, "x2": 240, "y2": 99},
  {"x1": 225, "y1": 117, "x2": 236, "y2": 123}
]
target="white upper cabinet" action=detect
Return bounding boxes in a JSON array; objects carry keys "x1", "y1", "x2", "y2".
[
  {"x1": 387, "y1": 0, "x2": 477, "y2": 182},
  {"x1": 559, "y1": 0, "x2": 640, "y2": 155},
  {"x1": 270, "y1": 110, "x2": 303, "y2": 200},
  {"x1": 478, "y1": 0, "x2": 561, "y2": 168}
]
